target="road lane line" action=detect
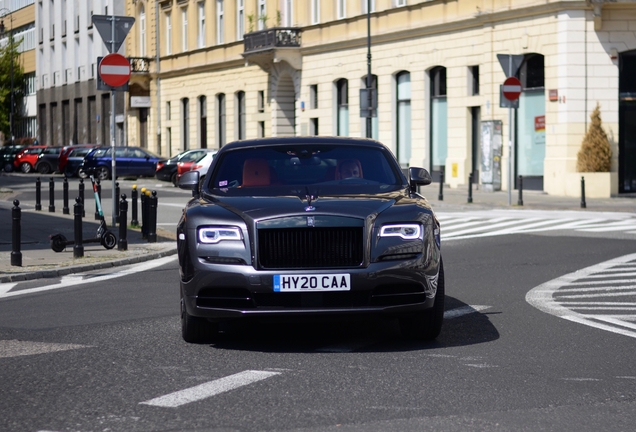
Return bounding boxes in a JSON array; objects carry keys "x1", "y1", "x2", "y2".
[
  {"x1": 0, "y1": 283, "x2": 17, "y2": 294},
  {"x1": 0, "y1": 256, "x2": 177, "y2": 301},
  {"x1": 140, "y1": 370, "x2": 280, "y2": 408},
  {"x1": 0, "y1": 340, "x2": 91, "y2": 359},
  {"x1": 444, "y1": 305, "x2": 491, "y2": 319}
]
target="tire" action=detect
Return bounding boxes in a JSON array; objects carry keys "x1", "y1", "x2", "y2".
[
  {"x1": 171, "y1": 172, "x2": 178, "y2": 187},
  {"x1": 96, "y1": 166, "x2": 111, "y2": 180},
  {"x1": 36, "y1": 162, "x2": 51, "y2": 174},
  {"x1": 3, "y1": 162, "x2": 13, "y2": 172},
  {"x1": 78, "y1": 168, "x2": 88, "y2": 179},
  {"x1": 399, "y1": 259, "x2": 445, "y2": 341},
  {"x1": 181, "y1": 293, "x2": 219, "y2": 343},
  {"x1": 50, "y1": 234, "x2": 68, "y2": 253},
  {"x1": 20, "y1": 162, "x2": 32, "y2": 173},
  {"x1": 101, "y1": 231, "x2": 117, "y2": 249}
]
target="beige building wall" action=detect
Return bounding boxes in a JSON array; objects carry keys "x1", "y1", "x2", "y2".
[{"x1": 125, "y1": 0, "x2": 636, "y2": 197}]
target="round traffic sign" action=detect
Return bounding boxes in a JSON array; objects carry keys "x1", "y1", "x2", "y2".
[
  {"x1": 99, "y1": 53, "x2": 131, "y2": 87},
  {"x1": 503, "y1": 76, "x2": 522, "y2": 101}
]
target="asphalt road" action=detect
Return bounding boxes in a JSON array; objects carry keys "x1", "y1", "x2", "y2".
[{"x1": 1, "y1": 230, "x2": 636, "y2": 432}]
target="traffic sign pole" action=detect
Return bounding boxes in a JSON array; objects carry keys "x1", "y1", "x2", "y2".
[{"x1": 111, "y1": 9, "x2": 117, "y2": 228}]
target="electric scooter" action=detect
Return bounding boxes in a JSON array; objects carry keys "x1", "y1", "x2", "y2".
[{"x1": 50, "y1": 170, "x2": 117, "y2": 252}]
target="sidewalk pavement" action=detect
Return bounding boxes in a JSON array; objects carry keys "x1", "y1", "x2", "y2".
[{"x1": 1, "y1": 181, "x2": 634, "y2": 283}]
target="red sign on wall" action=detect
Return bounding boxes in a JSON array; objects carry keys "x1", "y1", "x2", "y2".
[{"x1": 535, "y1": 115, "x2": 546, "y2": 132}]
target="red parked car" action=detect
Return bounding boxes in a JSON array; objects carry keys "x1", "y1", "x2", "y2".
[
  {"x1": 58, "y1": 144, "x2": 98, "y2": 174},
  {"x1": 13, "y1": 145, "x2": 48, "y2": 173}
]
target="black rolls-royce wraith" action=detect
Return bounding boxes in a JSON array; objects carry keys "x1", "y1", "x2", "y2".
[{"x1": 177, "y1": 137, "x2": 443, "y2": 343}]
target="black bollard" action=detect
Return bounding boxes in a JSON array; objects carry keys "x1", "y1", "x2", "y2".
[
  {"x1": 438, "y1": 170, "x2": 444, "y2": 201},
  {"x1": 95, "y1": 179, "x2": 101, "y2": 220},
  {"x1": 11, "y1": 199, "x2": 22, "y2": 266},
  {"x1": 73, "y1": 197, "x2": 84, "y2": 258},
  {"x1": 115, "y1": 182, "x2": 120, "y2": 224},
  {"x1": 467, "y1": 173, "x2": 473, "y2": 204},
  {"x1": 517, "y1": 175, "x2": 524, "y2": 206},
  {"x1": 79, "y1": 179, "x2": 85, "y2": 217},
  {"x1": 48, "y1": 177, "x2": 55, "y2": 212},
  {"x1": 63, "y1": 177, "x2": 70, "y2": 214},
  {"x1": 581, "y1": 176, "x2": 587, "y2": 209},
  {"x1": 147, "y1": 191, "x2": 158, "y2": 243},
  {"x1": 141, "y1": 188, "x2": 148, "y2": 239},
  {"x1": 35, "y1": 178, "x2": 42, "y2": 211},
  {"x1": 118, "y1": 194, "x2": 128, "y2": 251},
  {"x1": 131, "y1": 185, "x2": 139, "y2": 227}
]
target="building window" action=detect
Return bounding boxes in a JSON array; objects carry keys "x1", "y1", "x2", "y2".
[
  {"x1": 182, "y1": 7, "x2": 188, "y2": 52},
  {"x1": 258, "y1": 0, "x2": 266, "y2": 30},
  {"x1": 257, "y1": 90, "x2": 265, "y2": 112},
  {"x1": 165, "y1": 12, "x2": 172, "y2": 55},
  {"x1": 166, "y1": 101, "x2": 171, "y2": 120},
  {"x1": 199, "y1": 95, "x2": 207, "y2": 148},
  {"x1": 198, "y1": 2, "x2": 206, "y2": 48},
  {"x1": 236, "y1": 0, "x2": 244, "y2": 40},
  {"x1": 310, "y1": 0, "x2": 320, "y2": 24},
  {"x1": 395, "y1": 0, "x2": 406, "y2": 7},
  {"x1": 396, "y1": 71, "x2": 411, "y2": 167},
  {"x1": 470, "y1": 65, "x2": 479, "y2": 95},
  {"x1": 337, "y1": 0, "x2": 346, "y2": 19},
  {"x1": 430, "y1": 66, "x2": 447, "y2": 173},
  {"x1": 216, "y1": 0, "x2": 224, "y2": 44},
  {"x1": 310, "y1": 84, "x2": 318, "y2": 109},
  {"x1": 310, "y1": 118, "x2": 319, "y2": 136},
  {"x1": 236, "y1": 91, "x2": 245, "y2": 140},
  {"x1": 283, "y1": 0, "x2": 292, "y2": 26},
  {"x1": 182, "y1": 98, "x2": 190, "y2": 151},
  {"x1": 139, "y1": 4, "x2": 146, "y2": 56},
  {"x1": 362, "y1": 0, "x2": 376, "y2": 13},
  {"x1": 217, "y1": 93, "x2": 226, "y2": 146},
  {"x1": 336, "y1": 79, "x2": 348, "y2": 136},
  {"x1": 258, "y1": 121, "x2": 265, "y2": 138}
]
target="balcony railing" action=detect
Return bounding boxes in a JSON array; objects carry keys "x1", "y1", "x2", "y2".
[
  {"x1": 129, "y1": 57, "x2": 151, "y2": 73},
  {"x1": 243, "y1": 27, "x2": 301, "y2": 53}
]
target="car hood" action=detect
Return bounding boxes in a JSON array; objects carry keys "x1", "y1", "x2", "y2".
[{"x1": 194, "y1": 191, "x2": 426, "y2": 223}]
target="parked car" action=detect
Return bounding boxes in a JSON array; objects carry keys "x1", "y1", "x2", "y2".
[
  {"x1": 176, "y1": 136, "x2": 443, "y2": 343},
  {"x1": 13, "y1": 145, "x2": 48, "y2": 173},
  {"x1": 34, "y1": 146, "x2": 63, "y2": 174},
  {"x1": 156, "y1": 148, "x2": 213, "y2": 186},
  {"x1": 58, "y1": 144, "x2": 98, "y2": 174},
  {"x1": 177, "y1": 150, "x2": 218, "y2": 188},
  {"x1": 80, "y1": 146, "x2": 166, "y2": 180},
  {"x1": 0, "y1": 145, "x2": 26, "y2": 172},
  {"x1": 63, "y1": 147, "x2": 96, "y2": 178}
]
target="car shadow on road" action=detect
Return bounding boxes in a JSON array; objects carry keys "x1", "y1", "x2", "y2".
[{"x1": 206, "y1": 295, "x2": 499, "y2": 353}]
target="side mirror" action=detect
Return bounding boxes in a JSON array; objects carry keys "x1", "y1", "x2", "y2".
[
  {"x1": 408, "y1": 167, "x2": 432, "y2": 192},
  {"x1": 179, "y1": 170, "x2": 200, "y2": 197}
]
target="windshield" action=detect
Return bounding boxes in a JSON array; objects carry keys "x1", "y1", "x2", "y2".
[{"x1": 207, "y1": 144, "x2": 404, "y2": 196}]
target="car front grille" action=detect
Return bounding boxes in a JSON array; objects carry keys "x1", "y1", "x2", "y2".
[{"x1": 258, "y1": 227, "x2": 364, "y2": 269}]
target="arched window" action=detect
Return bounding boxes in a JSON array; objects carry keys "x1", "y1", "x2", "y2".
[
  {"x1": 199, "y1": 96, "x2": 207, "y2": 148},
  {"x1": 217, "y1": 93, "x2": 226, "y2": 147},
  {"x1": 336, "y1": 79, "x2": 349, "y2": 136},
  {"x1": 396, "y1": 71, "x2": 411, "y2": 167},
  {"x1": 181, "y1": 98, "x2": 190, "y2": 151},
  {"x1": 236, "y1": 91, "x2": 246, "y2": 140}
]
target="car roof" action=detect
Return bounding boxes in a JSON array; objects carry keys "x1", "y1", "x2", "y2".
[{"x1": 219, "y1": 136, "x2": 387, "y2": 152}]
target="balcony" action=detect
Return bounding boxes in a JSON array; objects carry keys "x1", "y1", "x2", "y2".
[
  {"x1": 129, "y1": 57, "x2": 151, "y2": 73},
  {"x1": 242, "y1": 27, "x2": 302, "y2": 70}
]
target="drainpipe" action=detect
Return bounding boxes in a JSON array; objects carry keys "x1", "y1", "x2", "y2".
[{"x1": 155, "y1": 1, "x2": 163, "y2": 156}]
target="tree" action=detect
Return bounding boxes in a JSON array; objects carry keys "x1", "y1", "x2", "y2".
[
  {"x1": 576, "y1": 103, "x2": 612, "y2": 172},
  {"x1": 0, "y1": 33, "x2": 25, "y2": 143}
]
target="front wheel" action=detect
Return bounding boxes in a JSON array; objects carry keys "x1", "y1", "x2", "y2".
[
  {"x1": 36, "y1": 162, "x2": 51, "y2": 174},
  {"x1": 96, "y1": 166, "x2": 111, "y2": 180},
  {"x1": 399, "y1": 259, "x2": 445, "y2": 341},
  {"x1": 101, "y1": 231, "x2": 117, "y2": 249},
  {"x1": 181, "y1": 294, "x2": 219, "y2": 343},
  {"x1": 3, "y1": 162, "x2": 13, "y2": 172}
]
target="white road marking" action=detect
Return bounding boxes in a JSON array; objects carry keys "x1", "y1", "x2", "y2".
[
  {"x1": 0, "y1": 283, "x2": 17, "y2": 294},
  {"x1": 140, "y1": 370, "x2": 281, "y2": 408},
  {"x1": 444, "y1": 305, "x2": 491, "y2": 319},
  {"x1": 527, "y1": 253, "x2": 636, "y2": 339},
  {"x1": 0, "y1": 340, "x2": 91, "y2": 359},
  {"x1": 0, "y1": 256, "x2": 177, "y2": 301}
]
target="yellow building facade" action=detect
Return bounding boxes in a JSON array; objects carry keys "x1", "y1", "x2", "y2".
[{"x1": 124, "y1": 0, "x2": 636, "y2": 197}]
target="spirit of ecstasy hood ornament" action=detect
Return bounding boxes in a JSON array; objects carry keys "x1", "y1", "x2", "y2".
[{"x1": 305, "y1": 187, "x2": 316, "y2": 212}]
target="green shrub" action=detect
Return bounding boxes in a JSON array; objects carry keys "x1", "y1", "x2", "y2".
[{"x1": 576, "y1": 103, "x2": 612, "y2": 172}]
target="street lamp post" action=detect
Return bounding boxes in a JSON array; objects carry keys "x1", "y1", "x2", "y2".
[
  {"x1": 365, "y1": 0, "x2": 373, "y2": 139},
  {"x1": 0, "y1": 8, "x2": 15, "y2": 146}
]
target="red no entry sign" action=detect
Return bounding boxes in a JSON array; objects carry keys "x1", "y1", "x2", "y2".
[
  {"x1": 503, "y1": 76, "x2": 522, "y2": 101},
  {"x1": 99, "y1": 53, "x2": 131, "y2": 87}
]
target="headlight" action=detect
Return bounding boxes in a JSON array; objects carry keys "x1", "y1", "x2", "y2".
[
  {"x1": 198, "y1": 226, "x2": 242, "y2": 244},
  {"x1": 380, "y1": 224, "x2": 421, "y2": 240}
]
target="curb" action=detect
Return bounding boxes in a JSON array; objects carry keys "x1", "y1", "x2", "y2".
[{"x1": 0, "y1": 245, "x2": 177, "y2": 283}]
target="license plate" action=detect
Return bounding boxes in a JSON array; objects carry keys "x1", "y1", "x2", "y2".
[{"x1": 273, "y1": 274, "x2": 351, "y2": 292}]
